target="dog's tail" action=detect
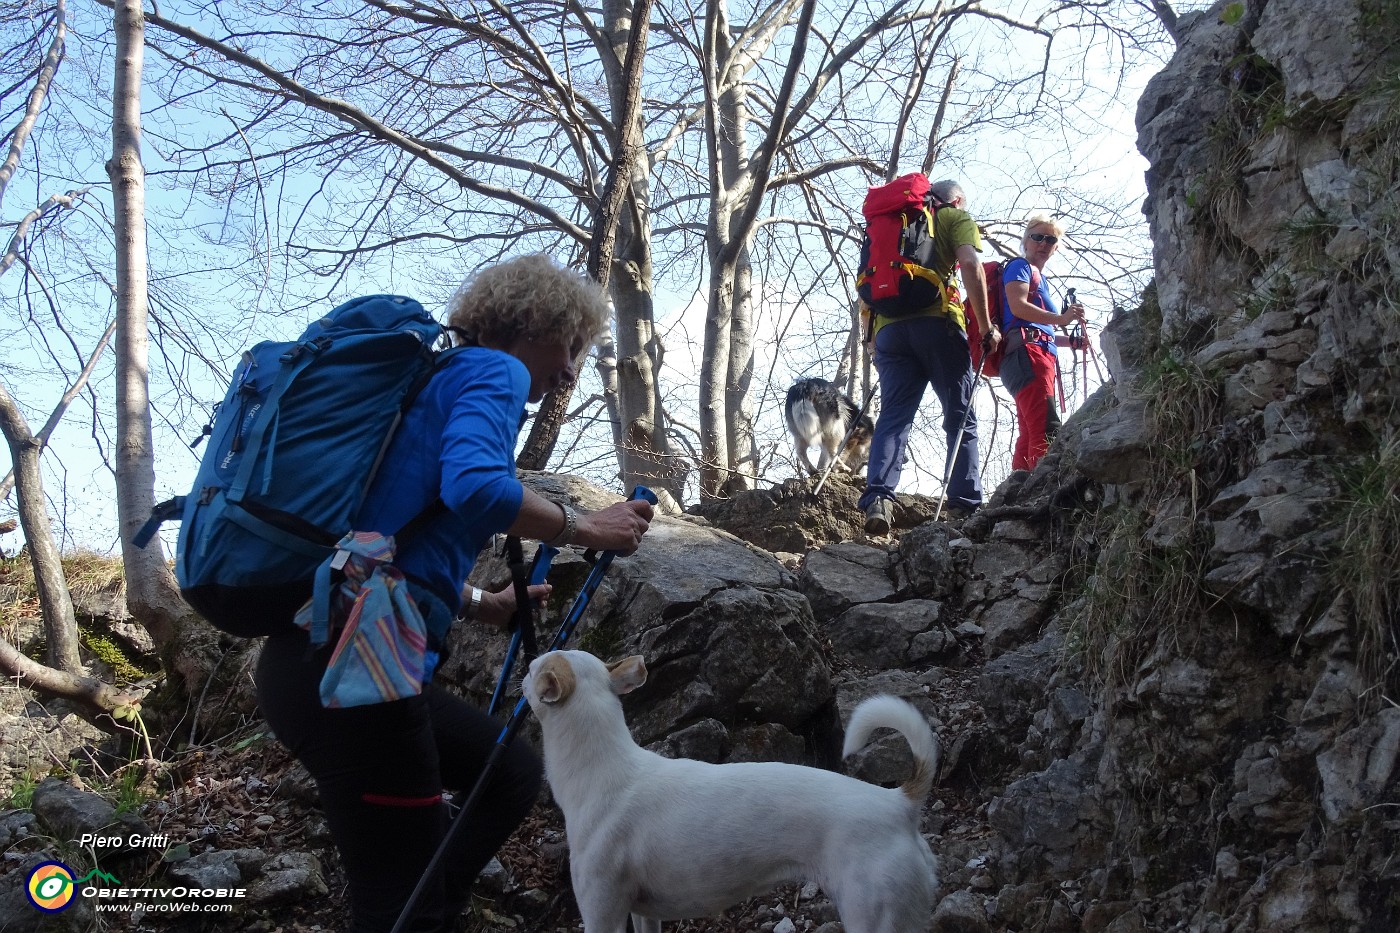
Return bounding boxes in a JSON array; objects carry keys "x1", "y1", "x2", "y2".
[{"x1": 841, "y1": 695, "x2": 938, "y2": 805}]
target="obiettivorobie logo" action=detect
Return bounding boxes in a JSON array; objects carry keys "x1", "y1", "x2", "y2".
[
  {"x1": 25, "y1": 857, "x2": 244, "y2": 916},
  {"x1": 25, "y1": 863, "x2": 119, "y2": 913}
]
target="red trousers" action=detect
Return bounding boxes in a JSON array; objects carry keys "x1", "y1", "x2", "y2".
[{"x1": 1011, "y1": 342, "x2": 1060, "y2": 471}]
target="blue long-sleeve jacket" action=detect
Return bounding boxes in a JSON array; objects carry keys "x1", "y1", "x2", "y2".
[{"x1": 356, "y1": 347, "x2": 529, "y2": 614}]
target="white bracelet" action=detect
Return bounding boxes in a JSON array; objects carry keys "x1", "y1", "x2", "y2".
[
  {"x1": 545, "y1": 502, "x2": 578, "y2": 547},
  {"x1": 458, "y1": 586, "x2": 483, "y2": 622}
]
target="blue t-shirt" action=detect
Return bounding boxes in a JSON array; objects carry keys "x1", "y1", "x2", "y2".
[
  {"x1": 1002, "y1": 257, "x2": 1058, "y2": 341},
  {"x1": 355, "y1": 347, "x2": 529, "y2": 613}
]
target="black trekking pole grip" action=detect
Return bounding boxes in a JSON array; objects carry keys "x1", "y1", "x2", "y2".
[
  {"x1": 390, "y1": 486, "x2": 656, "y2": 933},
  {"x1": 547, "y1": 485, "x2": 658, "y2": 651}
]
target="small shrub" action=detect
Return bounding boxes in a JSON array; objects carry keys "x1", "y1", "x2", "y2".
[{"x1": 3, "y1": 773, "x2": 39, "y2": 809}]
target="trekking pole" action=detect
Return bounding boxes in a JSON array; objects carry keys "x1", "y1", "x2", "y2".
[
  {"x1": 1075, "y1": 301, "x2": 1108, "y2": 388},
  {"x1": 933, "y1": 351, "x2": 986, "y2": 523},
  {"x1": 391, "y1": 486, "x2": 658, "y2": 933},
  {"x1": 812, "y1": 386, "x2": 879, "y2": 498},
  {"x1": 487, "y1": 542, "x2": 558, "y2": 716},
  {"x1": 1064, "y1": 288, "x2": 1085, "y2": 406}
]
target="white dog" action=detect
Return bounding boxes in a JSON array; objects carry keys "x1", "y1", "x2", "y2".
[
  {"x1": 785, "y1": 377, "x2": 874, "y2": 475},
  {"x1": 522, "y1": 650, "x2": 938, "y2": 933}
]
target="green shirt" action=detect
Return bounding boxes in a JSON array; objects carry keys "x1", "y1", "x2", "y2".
[{"x1": 871, "y1": 206, "x2": 982, "y2": 338}]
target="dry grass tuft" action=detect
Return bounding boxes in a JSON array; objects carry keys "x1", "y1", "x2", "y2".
[{"x1": 1334, "y1": 437, "x2": 1400, "y2": 709}]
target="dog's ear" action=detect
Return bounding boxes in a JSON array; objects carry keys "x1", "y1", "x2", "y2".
[
  {"x1": 536, "y1": 655, "x2": 575, "y2": 705},
  {"x1": 606, "y1": 655, "x2": 648, "y2": 695}
]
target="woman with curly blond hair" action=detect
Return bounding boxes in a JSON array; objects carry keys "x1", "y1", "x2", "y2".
[
  {"x1": 999, "y1": 215, "x2": 1085, "y2": 472},
  {"x1": 256, "y1": 254, "x2": 653, "y2": 933}
]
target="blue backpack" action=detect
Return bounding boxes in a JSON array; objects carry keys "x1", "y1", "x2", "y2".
[{"x1": 135, "y1": 295, "x2": 458, "y2": 639}]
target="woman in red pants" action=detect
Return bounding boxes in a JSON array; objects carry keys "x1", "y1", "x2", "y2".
[{"x1": 997, "y1": 214, "x2": 1085, "y2": 472}]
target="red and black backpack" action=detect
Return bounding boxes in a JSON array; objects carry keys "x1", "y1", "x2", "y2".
[{"x1": 855, "y1": 172, "x2": 953, "y2": 319}]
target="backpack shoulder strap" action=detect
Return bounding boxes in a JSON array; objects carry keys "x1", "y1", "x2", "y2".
[{"x1": 381, "y1": 345, "x2": 475, "y2": 545}]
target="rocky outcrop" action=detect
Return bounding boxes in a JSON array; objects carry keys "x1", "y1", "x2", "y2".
[
  {"x1": 955, "y1": 0, "x2": 1400, "y2": 927},
  {"x1": 691, "y1": 471, "x2": 948, "y2": 555},
  {"x1": 440, "y1": 475, "x2": 839, "y2": 765}
]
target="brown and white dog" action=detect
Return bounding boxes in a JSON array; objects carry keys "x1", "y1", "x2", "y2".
[
  {"x1": 522, "y1": 650, "x2": 938, "y2": 933},
  {"x1": 784, "y1": 377, "x2": 873, "y2": 475}
]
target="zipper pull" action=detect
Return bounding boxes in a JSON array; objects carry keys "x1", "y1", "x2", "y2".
[{"x1": 189, "y1": 402, "x2": 221, "y2": 449}]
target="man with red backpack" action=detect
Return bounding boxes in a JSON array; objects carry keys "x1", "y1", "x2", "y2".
[{"x1": 855, "y1": 177, "x2": 1001, "y2": 533}]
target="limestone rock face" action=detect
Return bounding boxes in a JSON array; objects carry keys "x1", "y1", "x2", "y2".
[
  {"x1": 441, "y1": 480, "x2": 835, "y2": 765},
  {"x1": 957, "y1": 0, "x2": 1400, "y2": 924}
]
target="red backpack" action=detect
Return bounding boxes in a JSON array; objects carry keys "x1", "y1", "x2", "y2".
[
  {"x1": 968, "y1": 260, "x2": 1040, "y2": 378},
  {"x1": 856, "y1": 173, "x2": 951, "y2": 318}
]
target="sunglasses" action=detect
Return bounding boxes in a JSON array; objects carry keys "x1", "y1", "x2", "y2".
[{"x1": 1028, "y1": 233, "x2": 1059, "y2": 245}]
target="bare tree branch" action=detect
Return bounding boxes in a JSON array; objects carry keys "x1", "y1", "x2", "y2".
[
  {"x1": 0, "y1": 0, "x2": 65, "y2": 214},
  {"x1": 0, "y1": 318, "x2": 115, "y2": 504},
  {"x1": 0, "y1": 631, "x2": 142, "y2": 713},
  {"x1": 1, "y1": 188, "x2": 90, "y2": 278},
  {"x1": 97, "y1": 0, "x2": 591, "y2": 243}
]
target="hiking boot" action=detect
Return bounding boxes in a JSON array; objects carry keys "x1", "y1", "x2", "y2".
[
  {"x1": 864, "y1": 498, "x2": 893, "y2": 535},
  {"x1": 940, "y1": 502, "x2": 980, "y2": 522}
]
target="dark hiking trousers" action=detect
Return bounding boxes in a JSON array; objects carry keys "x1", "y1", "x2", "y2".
[
  {"x1": 859, "y1": 315, "x2": 984, "y2": 513},
  {"x1": 256, "y1": 630, "x2": 542, "y2": 933}
]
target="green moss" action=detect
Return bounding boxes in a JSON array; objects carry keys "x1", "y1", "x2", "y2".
[
  {"x1": 111, "y1": 768, "x2": 152, "y2": 815},
  {"x1": 576, "y1": 616, "x2": 626, "y2": 661},
  {"x1": 1065, "y1": 503, "x2": 1213, "y2": 691},
  {"x1": 80, "y1": 630, "x2": 156, "y2": 685},
  {"x1": 1359, "y1": 0, "x2": 1400, "y2": 36},
  {"x1": 1138, "y1": 280, "x2": 1162, "y2": 333},
  {"x1": 1242, "y1": 274, "x2": 1298, "y2": 321},
  {"x1": 22, "y1": 636, "x2": 46, "y2": 664},
  {"x1": 1140, "y1": 355, "x2": 1223, "y2": 452}
]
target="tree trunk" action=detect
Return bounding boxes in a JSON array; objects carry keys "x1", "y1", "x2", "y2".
[
  {"x1": 612, "y1": 245, "x2": 685, "y2": 506},
  {"x1": 0, "y1": 385, "x2": 82, "y2": 673},
  {"x1": 724, "y1": 243, "x2": 756, "y2": 495},
  {"x1": 835, "y1": 300, "x2": 865, "y2": 399},
  {"x1": 699, "y1": 258, "x2": 735, "y2": 500},
  {"x1": 519, "y1": 0, "x2": 653, "y2": 476},
  {"x1": 516, "y1": 387, "x2": 575, "y2": 471},
  {"x1": 698, "y1": 0, "x2": 814, "y2": 500},
  {"x1": 109, "y1": 0, "x2": 212, "y2": 692},
  {"x1": 595, "y1": 333, "x2": 625, "y2": 458},
  {"x1": 602, "y1": 0, "x2": 683, "y2": 505},
  {"x1": 699, "y1": 0, "x2": 737, "y2": 500}
]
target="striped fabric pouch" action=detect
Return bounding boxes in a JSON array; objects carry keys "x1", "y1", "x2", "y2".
[{"x1": 294, "y1": 531, "x2": 433, "y2": 708}]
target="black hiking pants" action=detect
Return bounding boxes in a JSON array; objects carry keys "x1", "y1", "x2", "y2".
[{"x1": 256, "y1": 630, "x2": 542, "y2": 933}]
